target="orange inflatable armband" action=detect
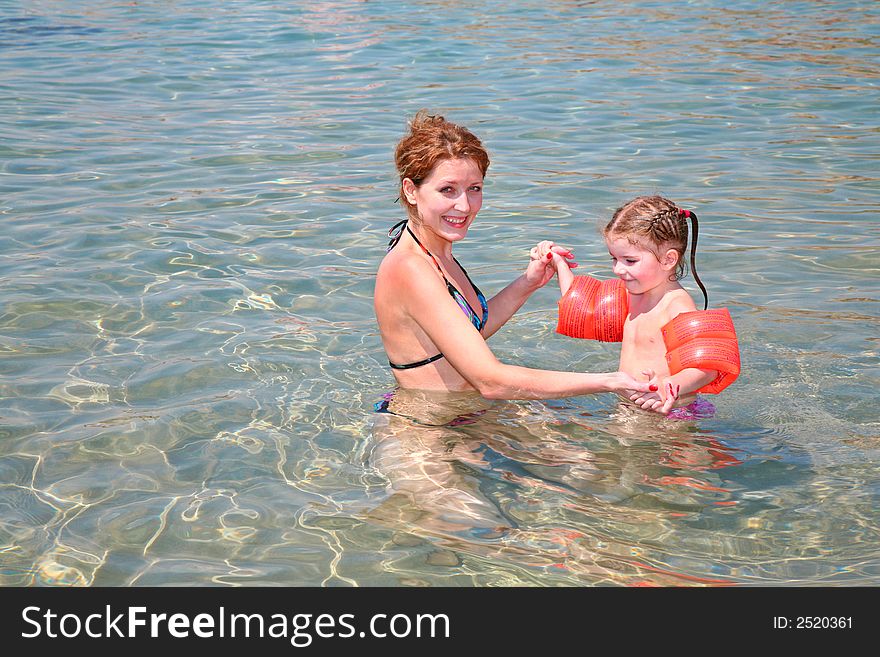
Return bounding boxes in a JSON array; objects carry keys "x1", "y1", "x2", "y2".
[
  {"x1": 661, "y1": 308, "x2": 741, "y2": 394},
  {"x1": 556, "y1": 276, "x2": 628, "y2": 342}
]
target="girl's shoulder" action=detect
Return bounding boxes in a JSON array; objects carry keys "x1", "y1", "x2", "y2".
[{"x1": 659, "y1": 286, "x2": 698, "y2": 320}]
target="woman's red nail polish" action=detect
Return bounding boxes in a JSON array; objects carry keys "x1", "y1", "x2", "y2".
[
  {"x1": 649, "y1": 385, "x2": 658, "y2": 392},
  {"x1": 546, "y1": 252, "x2": 552, "y2": 259}
]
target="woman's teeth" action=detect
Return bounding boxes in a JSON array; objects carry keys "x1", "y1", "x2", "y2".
[{"x1": 444, "y1": 216, "x2": 466, "y2": 225}]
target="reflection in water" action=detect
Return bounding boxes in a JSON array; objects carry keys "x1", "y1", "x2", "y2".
[
  {"x1": 360, "y1": 389, "x2": 748, "y2": 585},
  {"x1": 366, "y1": 389, "x2": 509, "y2": 534}
]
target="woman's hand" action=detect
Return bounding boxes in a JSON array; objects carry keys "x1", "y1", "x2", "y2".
[
  {"x1": 525, "y1": 241, "x2": 577, "y2": 289},
  {"x1": 608, "y1": 371, "x2": 654, "y2": 396}
]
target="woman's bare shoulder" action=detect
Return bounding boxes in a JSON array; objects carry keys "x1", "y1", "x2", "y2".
[{"x1": 376, "y1": 248, "x2": 444, "y2": 302}]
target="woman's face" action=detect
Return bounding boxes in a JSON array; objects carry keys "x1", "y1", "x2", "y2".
[{"x1": 404, "y1": 158, "x2": 483, "y2": 243}]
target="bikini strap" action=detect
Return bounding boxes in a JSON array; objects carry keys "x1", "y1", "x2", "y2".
[
  {"x1": 405, "y1": 225, "x2": 445, "y2": 276},
  {"x1": 387, "y1": 219, "x2": 408, "y2": 252},
  {"x1": 389, "y1": 352, "x2": 445, "y2": 370},
  {"x1": 452, "y1": 254, "x2": 487, "y2": 303}
]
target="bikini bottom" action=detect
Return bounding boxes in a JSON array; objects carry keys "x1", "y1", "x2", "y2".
[
  {"x1": 667, "y1": 397, "x2": 716, "y2": 421},
  {"x1": 373, "y1": 390, "x2": 488, "y2": 427}
]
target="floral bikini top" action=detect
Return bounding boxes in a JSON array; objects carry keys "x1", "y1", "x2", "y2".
[{"x1": 386, "y1": 221, "x2": 489, "y2": 370}]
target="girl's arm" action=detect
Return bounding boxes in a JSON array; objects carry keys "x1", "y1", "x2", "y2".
[
  {"x1": 658, "y1": 295, "x2": 721, "y2": 401},
  {"x1": 396, "y1": 255, "x2": 647, "y2": 400},
  {"x1": 482, "y1": 242, "x2": 576, "y2": 338},
  {"x1": 529, "y1": 240, "x2": 576, "y2": 296},
  {"x1": 664, "y1": 368, "x2": 718, "y2": 399},
  {"x1": 553, "y1": 251, "x2": 575, "y2": 296}
]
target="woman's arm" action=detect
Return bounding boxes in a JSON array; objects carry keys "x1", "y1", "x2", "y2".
[
  {"x1": 482, "y1": 242, "x2": 576, "y2": 338},
  {"x1": 481, "y1": 271, "x2": 545, "y2": 339},
  {"x1": 397, "y1": 256, "x2": 646, "y2": 400}
]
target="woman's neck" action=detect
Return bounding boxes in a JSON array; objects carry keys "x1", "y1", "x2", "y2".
[{"x1": 407, "y1": 222, "x2": 454, "y2": 260}]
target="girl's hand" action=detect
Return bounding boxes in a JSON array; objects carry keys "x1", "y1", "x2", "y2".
[
  {"x1": 528, "y1": 240, "x2": 577, "y2": 264},
  {"x1": 525, "y1": 241, "x2": 577, "y2": 288}
]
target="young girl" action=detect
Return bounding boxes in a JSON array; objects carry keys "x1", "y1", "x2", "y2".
[{"x1": 536, "y1": 195, "x2": 740, "y2": 416}]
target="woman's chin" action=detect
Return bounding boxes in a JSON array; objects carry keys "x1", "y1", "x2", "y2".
[{"x1": 441, "y1": 225, "x2": 469, "y2": 241}]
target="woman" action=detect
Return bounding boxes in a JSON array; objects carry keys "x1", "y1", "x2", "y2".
[{"x1": 374, "y1": 110, "x2": 650, "y2": 401}]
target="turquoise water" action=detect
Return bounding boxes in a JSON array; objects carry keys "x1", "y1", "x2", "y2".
[{"x1": 1, "y1": 0, "x2": 878, "y2": 586}]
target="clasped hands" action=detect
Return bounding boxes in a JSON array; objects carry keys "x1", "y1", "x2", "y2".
[
  {"x1": 525, "y1": 240, "x2": 577, "y2": 288},
  {"x1": 626, "y1": 369, "x2": 680, "y2": 415}
]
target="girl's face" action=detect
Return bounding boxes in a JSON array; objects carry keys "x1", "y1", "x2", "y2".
[
  {"x1": 403, "y1": 158, "x2": 483, "y2": 243},
  {"x1": 606, "y1": 235, "x2": 676, "y2": 296}
]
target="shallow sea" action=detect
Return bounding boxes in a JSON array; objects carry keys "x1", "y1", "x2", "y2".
[{"x1": 1, "y1": 0, "x2": 878, "y2": 587}]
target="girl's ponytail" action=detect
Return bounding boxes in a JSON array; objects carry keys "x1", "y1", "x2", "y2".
[{"x1": 681, "y1": 209, "x2": 708, "y2": 310}]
